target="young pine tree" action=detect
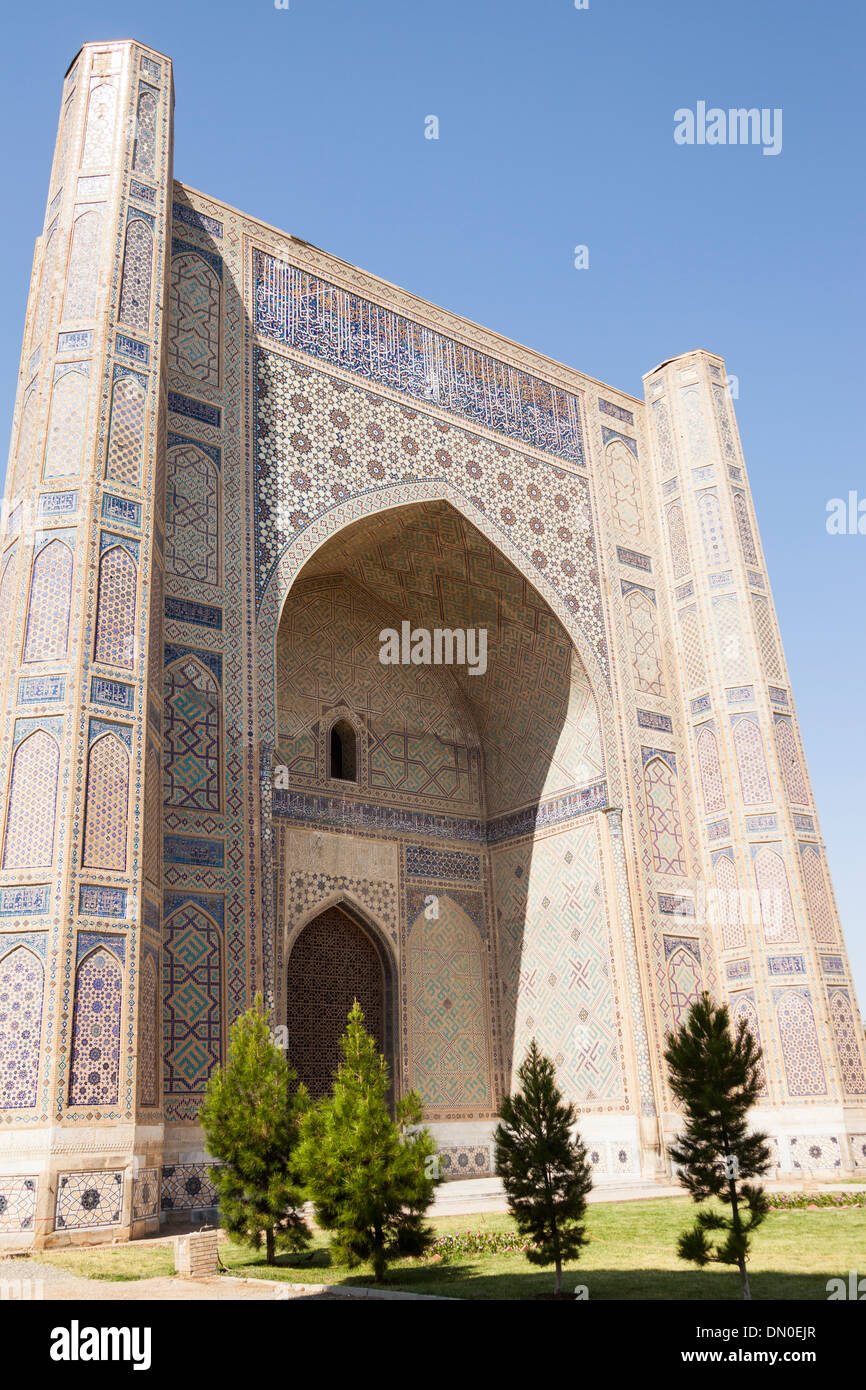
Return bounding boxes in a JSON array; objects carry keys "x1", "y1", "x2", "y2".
[
  {"x1": 199, "y1": 993, "x2": 310, "y2": 1264},
  {"x1": 494, "y1": 1039, "x2": 593, "y2": 1297},
  {"x1": 297, "y1": 1000, "x2": 439, "y2": 1283},
  {"x1": 664, "y1": 992, "x2": 771, "y2": 1301}
]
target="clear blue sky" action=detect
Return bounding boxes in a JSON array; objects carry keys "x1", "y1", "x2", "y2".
[{"x1": 2, "y1": 0, "x2": 864, "y2": 1001}]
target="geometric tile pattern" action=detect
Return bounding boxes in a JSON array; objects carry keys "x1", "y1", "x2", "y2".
[
  {"x1": 605, "y1": 439, "x2": 644, "y2": 538},
  {"x1": 713, "y1": 852, "x2": 746, "y2": 950},
  {"x1": 827, "y1": 989, "x2": 866, "y2": 1096},
  {"x1": 81, "y1": 82, "x2": 117, "y2": 170},
  {"x1": 68, "y1": 945, "x2": 124, "y2": 1107},
  {"x1": 165, "y1": 444, "x2": 220, "y2": 584},
  {"x1": 168, "y1": 253, "x2": 220, "y2": 386},
  {"x1": 774, "y1": 717, "x2": 809, "y2": 805},
  {"x1": 665, "y1": 501, "x2": 690, "y2": 577},
  {"x1": 23, "y1": 539, "x2": 72, "y2": 662},
  {"x1": 2, "y1": 730, "x2": 59, "y2": 869},
  {"x1": 664, "y1": 937, "x2": 703, "y2": 1030},
  {"x1": 137, "y1": 954, "x2": 159, "y2": 1108},
  {"x1": 132, "y1": 87, "x2": 157, "y2": 177},
  {"x1": 678, "y1": 605, "x2": 707, "y2": 690},
  {"x1": 644, "y1": 757, "x2": 687, "y2": 876},
  {"x1": 696, "y1": 725, "x2": 725, "y2": 813},
  {"x1": 118, "y1": 217, "x2": 153, "y2": 333},
  {"x1": 55, "y1": 1170, "x2": 123, "y2": 1230},
  {"x1": 789, "y1": 1136, "x2": 841, "y2": 1171},
  {"x1": 105, "y1": 373, "x2": 145, "y2": 485},
  {"x1": 0, "y1": 1176, "x2": 38, "y2": 1232},
  {"x1": 729, "y1": 991, "x2": 767, "y2": 1094},
  {"x1": 132, "y1": 1165, "x2": 159, "y2": 1221},
  {"x1": 63, "y1": 211, "x2": 103, "y2": 321},
  {"x1": 0, "y1": 944, "x2": 44, "y2": 1108},
  {"x1": 160, "y1": 1163, "x2": 220, "y2": 1212},
  {"x1": 286, "y1": 905, "x2": 385, "y2": 1100},
  {"x1": 754, "y1": 847, "x2": 798, "y2": 944},
  {"x1": 800, "y1": 845, "x2": 835, "y2": 944},
  {"x1": 752, "y1": 594, "x2": 783, "y2": 681},
  {"x1": 43, "y1": 368, "x2": 88, "y2": 479},
  {"x1": 732, "y1": 491, "x2": 758, "y2": 565},
  {"x1": 93, "y1": 545, "x2": 137, "y2": 668},
  {"x1": 732, "y1": 716, "x2": 772, "y2": 804},
  {"x1": 696, "y1": 490, "x2": 729, "y2": 569},
  {"x1": 490, "y1": 822, "x2": 625, "y2": 1107},
  {"x1": 624, "y1": 588, "x2": 664, "y2": 696},
  {"x1": 436, "y1": 1145, "x2": 491, "y2": 1179},
  {"x1": 82, "y1": 734, "x2": 129, "y2": 870},
  {"x1": 774, "y1": 988, "x2": 827, "y2": 1096},
  {"x1": 713, "y1": 595, "x2": 750, "y2": 683},
  {"x1": 163, "y1": 904, "x2": 223, "y2": 1098},
  {"x1": 406, "y1": 894, "x2": 490, "y2": 1110},
  {"x1": 163, "y1": 657, "x2": 221, "y2": 812}
]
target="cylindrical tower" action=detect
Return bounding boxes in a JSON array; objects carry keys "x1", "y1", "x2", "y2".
[{"x1": 0, "y1": 40, "x2": 172, "y2": 1246}]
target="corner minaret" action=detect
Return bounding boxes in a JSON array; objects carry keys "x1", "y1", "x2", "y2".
[
  {"x1": 643, "y1": 351, "x2": 866, "y2": 1168},
  {"x1": 0, "y1": 40, "x2": 171, "y2": 1246}
]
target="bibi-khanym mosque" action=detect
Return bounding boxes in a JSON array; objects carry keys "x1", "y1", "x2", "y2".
[{"x1": 0, "y1": 40, "x2": 863, "y2": 1246}]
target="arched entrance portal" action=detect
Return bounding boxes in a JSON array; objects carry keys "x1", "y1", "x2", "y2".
[{"x1": 286, "y1": 904, "x2": 389, "y2": 1099}]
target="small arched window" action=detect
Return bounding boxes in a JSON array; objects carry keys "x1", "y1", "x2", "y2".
[{"x1": 329, "y1": 720, "x2": 357, "y2": 782}]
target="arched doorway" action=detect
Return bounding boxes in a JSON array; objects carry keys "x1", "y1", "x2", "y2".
[{"x1": 285, "y1": 904, "x2": 390, "y2": 1099}]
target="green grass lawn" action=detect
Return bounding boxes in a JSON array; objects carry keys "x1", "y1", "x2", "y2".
[{"x1": 34, "y1": 1197, "x2": 866, "y2": 1300}]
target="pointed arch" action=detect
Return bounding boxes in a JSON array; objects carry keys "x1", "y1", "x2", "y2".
[
  {"x1": 732, "y1": 716, "x2": 772, "y2": 804},
  {"x1": 730, "y1": 992, "x2": 767, "y2": 1095},
  {"x1": 23, "y1": 538, "x2": 73, "y2": 663},
  {"x1": 82, "y1": 732, "x2": 130, "y2": 870},
  {"x1": 800, "y1": 845, "x2": 835, "y2": 943},
  {"x1": 827, "y1": 989, "x2": 866, "y2": 1097},
  {"x1": 406, "y1": 893, "x2": 491, "y2": 1112},
  {"x1": 94, "y1": 543, "x2": 137, "y2": 669},
  {"x1": 132, "y1": 87, "x2": 157, "y2": 177},
  {"x1": 164, "y1": 442, "x2": 220, "y2": 584},
  {"x1": 0, "y1": 944, "x2": 45, "y2": 1108},
  {"x1": 624, "y1": 587, "x2": 665, "y2": 696},
  {"x1": 11, "y1": 385, "x2": 40, "y2": 495},
  {"x1": 754, "y1": 847, "x2": 798, "y2": 944},
  {"x1": 696, "y1": 724, "x2": 725, "y2": 813},
  {"x1": 697, "y1": 490, "x2": 729, "y2": 568},
  {"x1": 775, "y1": 988, "x2": 827, "y2": 1097},
  {"x1": 774, "y1": 716, "x2": 809, "y2": 805},
  {"x1": 605, "y1": 438, "x2": 644, "y2": 537},
  {"x1": 163, "y1": 655, "x2": 221, "y2": 812},
  {"x1": 168, "y1": 252, "x2": 221, "y2": 386},
  {"x1": 2, "y1": 730, "x2": 60, "y2": 869},
  {"x1": 118, "y1": 217, "x2": 153, "y2": 332},
  {"x1": 63, "y1": 208, "x2": 103, "y2": 321},
  {"x1": 713, "y1": 852, "x2": 746, "y2": 950},
  {"x1": 0, "y1": 546, "x2": 19, "y2": 656},
  {"x1": 644, "y1": 756, "x2": 686, "y2": 876},
  {"x1": 68, "y1": 944, "x2": 124, "y2": 1106},
  {"x1": 81, "y1": 80, "x2": 116, "y2": 169},
  {"x1": 665, "y1": 939, "x2": 702, "y2": 1028},
  {"x1": 43, "y1": 367, "x2": 88, "y2": 479}
]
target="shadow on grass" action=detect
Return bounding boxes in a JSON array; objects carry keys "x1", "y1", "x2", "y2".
[{"x1": 230, "y1": 1252, "x2": 837, "y2": 1301}]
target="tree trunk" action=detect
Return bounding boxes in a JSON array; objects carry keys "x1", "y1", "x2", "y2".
[
  {"x1": 739, "y1": 1257, "x2": 751, "y2": 1301},
  {"x1": 266, "y1": 1227, "x2": 275, "y2": 1265},
  {"x1": 554, "y1": 1255, "x2": 563, "y2": 1297}
]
